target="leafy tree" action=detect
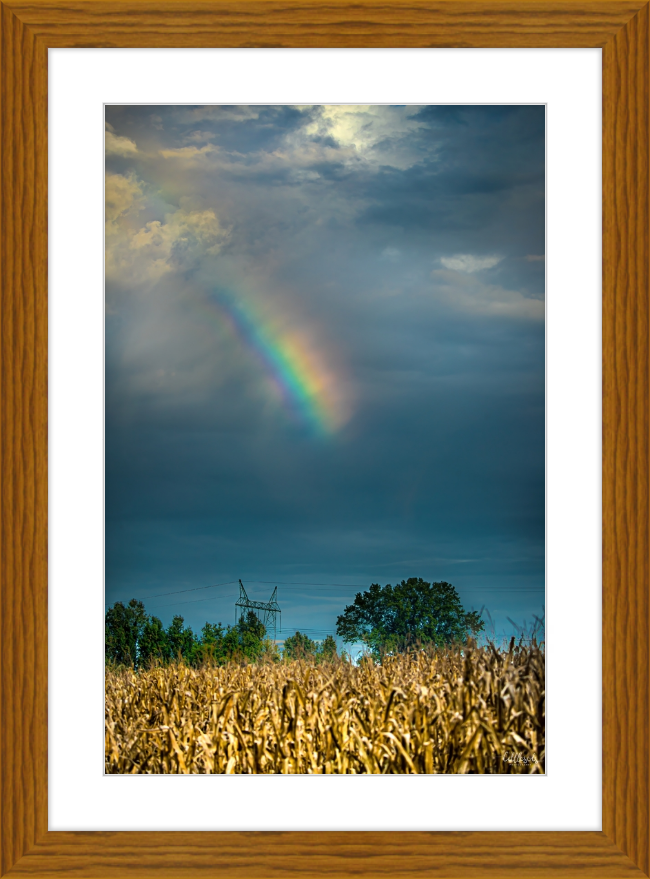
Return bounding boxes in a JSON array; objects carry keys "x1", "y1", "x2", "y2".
[
  {"x1": 201, "y1": 621, "x2": 225, "y2": 645},
  {"x1": 105, "y1": 599, "x2": 147, "y2": 666},
  {"x1": 166, "y1": 615, "x2": 196, "y2": 663},
  {"x1": 194, "y1": 621, "x2": 227, "y2": 665},
  {"x1": 259, "y1": 637, "x2": 281, "y2": 663},
  {"x1": 336, "y1": 578, "x2": 485, "y2": 659},
  {"x1": 139, "y1": 615, "x2": 169, "y2": 666},
  {"x1": 220, "y1": 625, "x2": 243, "y2": 662},
  {"x1": 283, "y1": 631, "x2": 318, "y2": 661},
  {"x1": 236, "y1": 611, "x2": 267, "y2": 662},
  {"x1": 316, "y1": 635, "x2": 338, "y2": 663}
]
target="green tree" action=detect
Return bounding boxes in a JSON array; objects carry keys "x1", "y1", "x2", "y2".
[
  {"x1": 316, "y1": 635, "x2": 338, "y2": 663},
  {"x1": 336, "y1": 578, "x2": 485, "y2": 659},
  {"x1": 194, "y1": 621, "x2": 227, "y2": 665},
  {"x1": 201, "y1": 621, "x2": 225, "y2": 645},
  {"x1": 166, "y1": 615, "x2": 196, "y2": 663},
  {"x1": 283, "y1": 630, "x2": 318, "y2": 661},
  {"x1": 259, "y1": 637, "x2": 281, "y2": 663},
  {"x1": 236, "y1": 611, "x2": 267, "y2": 662},
  {"x1": 139, "y1": 615, "x2": 169, "y2": 666},
  {"x1": 105, "y1": 599, "x2": 147, "y2": 666},
  {"x1": 221, "y1": 625, "x2": 243, "y2": 662}
]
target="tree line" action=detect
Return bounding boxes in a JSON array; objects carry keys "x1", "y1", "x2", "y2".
[
  {"x1": 105, "y1": 600, "x2": 339, "y2": 668},
  {"x1": 105, "y1": 578, "x2": 483, "y2": 668}
]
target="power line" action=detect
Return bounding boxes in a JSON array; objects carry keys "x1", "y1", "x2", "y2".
[
  {"x1": 105, "y1": 580, "x2": 237, "y2": 606},
  {"x1": 104, "y1": 581, "x2": 356, "y2": 610},
  {"x1": 281, "y1": 627, "x2": 340, "y2": 632},
  {"x1": 147, "y1": 593, "x2": 236, "y2": 611},
  {"x1": 248, "y1": 580, "x2": 369, "y2": 588},
  {"x1": 247, "y1": 580, "x2": 544, "y2": 592},
  {"x1": 106, "y1": 578, "x2": 545, "y2": 613},
  {"x1": 140, "y1": 579, "x2": 237, "y2": 600},
  {"x1": 107, "y1": 578, "x2": 544, "y2": 603}
]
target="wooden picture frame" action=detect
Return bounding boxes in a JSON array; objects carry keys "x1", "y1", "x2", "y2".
[{"x1": 0, "y1": 1, "x2": 647, "y2": 875}]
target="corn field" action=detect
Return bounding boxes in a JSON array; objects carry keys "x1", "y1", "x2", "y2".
[{"x1": 105, "y1": 642, "x2": 544, "y2": 774}]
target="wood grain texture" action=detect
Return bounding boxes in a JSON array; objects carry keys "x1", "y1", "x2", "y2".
[
  {"x1": 0, "y1": 0, "x2": 648, "y2": 876},
  {"x1": 602, "y1": 2, "x2": 650, "y2": 873},
  {"x1": 0, "y1": 0, "x2": 646, "y2": 47},
  {"x1": 0, "y1": 2, "x2": 48, "y2": 876},
  {"x1": 5, "y1": 831, "x2": 648, "y2": 877}
]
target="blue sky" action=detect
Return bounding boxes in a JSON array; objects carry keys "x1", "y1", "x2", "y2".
[{"x1": 105, "y1": 104, "x2": 545, "y2": 645}]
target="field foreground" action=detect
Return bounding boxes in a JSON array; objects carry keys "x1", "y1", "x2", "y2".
[{"x1": 105, "y1": 644, "x2": 545, "y2": 774}]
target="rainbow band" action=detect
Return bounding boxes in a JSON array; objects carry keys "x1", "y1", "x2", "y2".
[{"x1": 208, "y1": 290, "x2": 346, "y2": 435}]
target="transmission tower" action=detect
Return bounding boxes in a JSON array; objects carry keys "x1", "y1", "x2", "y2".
[{"x1": 235, "y1": 580, "x2": 281, "y2": 642}]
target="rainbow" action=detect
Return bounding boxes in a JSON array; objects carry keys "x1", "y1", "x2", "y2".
[{"x1": 206, "y1": 289, "x2": 349, "y2": 436}]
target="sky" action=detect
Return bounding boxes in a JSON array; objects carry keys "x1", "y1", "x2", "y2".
[{"x1": 105, "y1": 104, "x2": 545, "y2": 646}]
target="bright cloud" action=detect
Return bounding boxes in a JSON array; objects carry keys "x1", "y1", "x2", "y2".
[
  {"x1": 105, "y1": 129, "x2": 138, "y2": 156},
  {"x1": 105, "y1": 173, "x2": 143, "y2": 224},
  {"x1": 440, "y1": 254, "x2": 503, "y2": 273},
  {"x1": 105, "y1": 170, "x2": 229, "y2": 283},
  {"x1": 159, "y1": 144, "x2": 216, "y2": 161},
  {"x1": 127, "y1": 209, "x2": 228, "y2": 280},
  {"x1": 301, "y1": 105, "x2": 428, "y2": 170}
]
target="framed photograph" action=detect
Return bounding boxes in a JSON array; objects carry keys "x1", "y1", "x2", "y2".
[
  {"x1": 1, "y1": 1, "x2": 647, "y2": 875},
  {"x1": 101, "y1": 96, "x2": 549, "y2": 778}
]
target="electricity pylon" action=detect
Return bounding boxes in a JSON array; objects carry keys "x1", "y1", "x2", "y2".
[{"x1": 235, "y1": 580, "x2": 281, "y2": 641}]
